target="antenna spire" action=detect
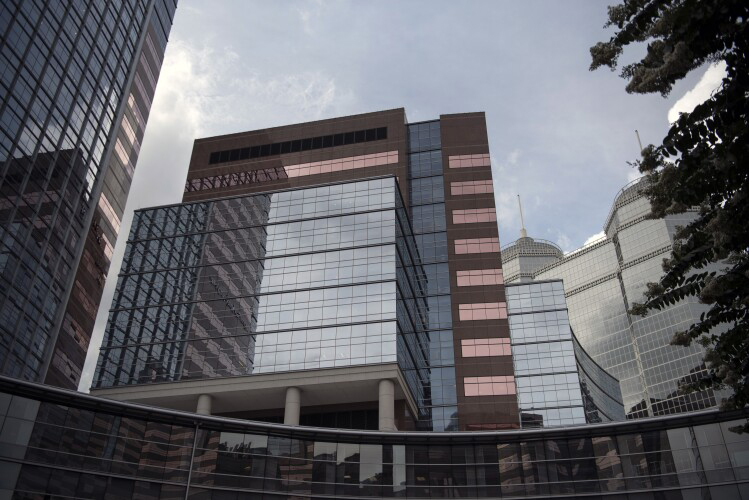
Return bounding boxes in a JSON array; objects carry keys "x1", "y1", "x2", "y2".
[
  {"x1": 635, "y1": 129, "x2": 644, "y2": 154},
  {"x1": 517, "y1": 194, "x2": 527, "y2": 238}
]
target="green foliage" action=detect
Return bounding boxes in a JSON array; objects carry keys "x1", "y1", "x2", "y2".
[{"x1": 590, "y1": 0, "x2": 749, "y2": 416}]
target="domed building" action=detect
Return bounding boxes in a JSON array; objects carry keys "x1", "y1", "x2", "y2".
[{"x1": 501, "y1": 178, "x2": 722, "y2": 418}]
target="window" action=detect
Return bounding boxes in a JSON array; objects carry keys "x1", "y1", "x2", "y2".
[
  {"x1": 464, "y1": 376, "x2": 516, "y2": 396},
  {"x1": 448, "y1": 153, "x2": 490, "y2": 168},
  {"x1": 98, "y1": 193, "x2": 121, "y2": 233},
  {"x1": 461, "y1": 338, "x2": 511, "y2": 357},
  {"x1": 208, "y1": 127, "x2": 388, "y2": 164},
  {"x1": 456, "y1": 269, "x2": 503, "y2": 286},
  {"x1": 451, "y1": 180, "x2": 493, "y2": 195},
  {"x1": 454, "y1": 238, "x2": 499, "y2": 254},
  {"x1": 452, "y1": 208, "x2": 496, "y2": 224},
  {"x1": 186, "y1": 151, "x2": 398, "y2": 192},
  {"x1": 458, "y1": 302, "x2": 507, "y2": 321}
]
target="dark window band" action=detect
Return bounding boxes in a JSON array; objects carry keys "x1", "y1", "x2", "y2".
[{"x1": 208, "y1": 127, "x2": 388, "y2": 165}]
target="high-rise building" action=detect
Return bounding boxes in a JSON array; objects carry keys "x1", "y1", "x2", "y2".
[
  {"x1": 3, "y1": 110, "x2": 743, "y2": 498},
  {"x1": 506, "y1": 280, "x2": 624, "y2": 427},
  {"x1": 501, "y1": 178, "x2": 721, "y2": 418},
  {"x1": 0, "y1": 0, "x2": 177, "y2": 388},
  {"x1": 91, "y1": 109, "x2": 622, "y2": 431}
]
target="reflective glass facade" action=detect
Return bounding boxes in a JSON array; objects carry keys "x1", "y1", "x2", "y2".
[
  {"x1": 406, "y1": 121, "x2": 458, "y2": 431},
  {"x1": 507, "y1": 281, "x2": 624, "y2": 428},
  {"x1": 93, "y1": 109, "x2": 520, "y2": 432},
  {"x1": 0, "y1": 0, "x2": 176, "y2": 389},
  {"x1": 3, "y1": 376, "x2": 749, "y2": 499},
  {"x1": 96, "y1": 178, "x2": 412, "y2": 376},
  {"x1": 501, "y1": 179, "x2": 721, "y2": 418},
  {"x1": 94, "y1": 177, "x2": 433, "y2": 426}
]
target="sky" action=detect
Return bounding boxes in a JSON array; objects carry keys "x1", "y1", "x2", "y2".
[{"x1": 78, "y1": 0, "x2": 723, "y2": 390}]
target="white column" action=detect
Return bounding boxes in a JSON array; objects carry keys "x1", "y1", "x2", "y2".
[
  {"x1": 284, "y1": 386, "x2": 301, "y2": 426},
  {"x1": 196, "y1": 394, "x2": 212, "y2": 415},
  {"x1": 378, "y1": 379, "x2": 396, "y2": 431}
]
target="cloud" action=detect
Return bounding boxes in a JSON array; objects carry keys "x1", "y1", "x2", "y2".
[
  {"x1": 667, "y1": 62, "x2": 726, "y2": 124},
  {"x1": 296, "y1": 0, "x2": 327, "y2": 36},
  {"x1": 492, "y1": 150, "x2": 524, "y2": 240},
  {"x1": 583, "y1": 230, "x2": 606, "y2": 247},
  {"x1": 626, "y1": 169, "x2": 641, "y2": 183},
  {"x1": 554, "y1": 231, "x2": 572, "y2": 253},
  {"x1": 152, "y1": 37, "x2": 349, "y2": 138},
  {"x1": 147, "y1": 39, "x2": 229, "y2": 141},
  {"x1": 78, "y1": 34, "x2": 355, "y2": 390}
]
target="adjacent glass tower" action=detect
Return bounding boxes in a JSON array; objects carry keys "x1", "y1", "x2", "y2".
[
  {"x1": 506, "y1": 280, "x2": 624, "y2": 427},
  {"x1": 0, "y1": 0, "x2": 176, "y2": 388},
  {"x1": 501, "y1": 178, "x2": 721, "y2": 418}
]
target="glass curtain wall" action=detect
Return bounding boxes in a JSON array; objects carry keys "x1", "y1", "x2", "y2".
[
  {"x1": 0, "y1": 0, "x2": 176, "y2": 387},
  {"x1": 2, "y1": 379, "x2": 749, "y2": 499},
  {"x1": 93, "y1": 178, "x2": 406, "y2": 388},
  {"x1": 406, "y1": 121, "x2": 458, "y2": 431}
]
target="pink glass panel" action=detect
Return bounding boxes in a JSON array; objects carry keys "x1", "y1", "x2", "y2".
[
  {"x1": 458, "y1": 302, "x2": 507, "y2": 321},
  {"x1": 454, "y1": 237, "x2": 500, "y2": 254},
  {"x1": 464, "y1": 376, "x2": 516, "y2": 396},
  {"x1": 461, "y1": 338, "x2": 511, "y2": 357},
  {"x1": 448, "y1": 153, "x2": 491, "y2": 169},
  {"x1": 450, "y1": 180, "x2": 494, "y2": 195},
  {"x1": 185, "y1": 150, "x2": 399, "y2": 192},
  {"x1": 98, "y1": 193, "x2": 121, "y2": 233},
  {"x1": 456, "y1": 269, "x2": 504, "y2": 287},
  {"x1": 452, "y1": 208, "x2": 497, "y2": 224},
  {"x1": 464, "y1": 383, "x2": 479, "y2": 396}
]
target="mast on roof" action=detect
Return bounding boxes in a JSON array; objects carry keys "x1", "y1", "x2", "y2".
[
  {"x1": 517, "y1": 194, "x2": 527, "y2": 238},
  {"x1": 635, "y1": 129, "x2": 644, "y2": 154}
]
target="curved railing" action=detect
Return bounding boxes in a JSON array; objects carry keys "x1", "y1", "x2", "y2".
[
  {"x1": 500, "y1": 237, "x2": 563, "y2": 254},
  {"x1": 2, "y1": 375, "x2": 749, "y2": 498},
  {"x1": 603, "y1": 176, "x2": 647, "y2": 235}
]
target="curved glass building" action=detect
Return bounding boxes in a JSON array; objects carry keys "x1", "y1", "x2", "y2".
[
  {"x1": 2, "y1": 375, "x2": 748, "y2": 499},
  {"x1": 506, "y1": 280, "x2": 624, "y2": 427},
  {"x1": 501, "y1": 178, "x2": 722, "y2": 418}
]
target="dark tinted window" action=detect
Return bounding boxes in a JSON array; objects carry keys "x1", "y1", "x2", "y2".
[{"x1": 208, "y1": 127, "x2": 388, "y2": 164}]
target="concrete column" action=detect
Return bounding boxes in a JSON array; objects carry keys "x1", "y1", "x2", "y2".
[
  {"x1": 378, "y1": 379, "x2": 396, "y2": 431},
  {"x1": 196, "y1": 394, "x2": 212, "y2": 415},
  {"x1": 284, "y1": 386, "x2": 301, "y2": 426}
]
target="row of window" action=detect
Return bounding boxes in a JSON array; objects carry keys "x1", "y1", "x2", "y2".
[
  {"x1": 186, "y1": 151, "x2": 399, "y2": 192},
  {"x1": 208, "y1": 127, "x2": 388, "y2": 165},
  {"x1": 456, "y1": 268, "x2": 504, "y2": 286},
  {"x1": 464, "y1": 376, "x2": 516, "y2": 396},
  {"x1": 454, "y1": 237, "x2": 500, "y2": 255},
  {"x1": 448, "y1": 153, "x2": 491, "y2": 169},
  {"x1": 461, "y1": 338, "x2": 512, "y2": 357},
  {"x1": 409, "y1": 177, "x2": 495, "y2": 206},
  {"x1": 458, "y1": 302, "x2": 508, "y2": 321},
  {"x1": 451, "y1": 179, "x2": 494, "y2": 196},
  {"x1": 0, "y1": 0, "x2": 162, "y2": 383},
  {"x1": 453, "y1": 208, "x2": 497, "y2": 224}
]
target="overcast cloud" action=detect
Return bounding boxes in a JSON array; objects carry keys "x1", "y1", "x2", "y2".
[{"x1": 79, "y1": 0, "x2": 718, "y2": 390}]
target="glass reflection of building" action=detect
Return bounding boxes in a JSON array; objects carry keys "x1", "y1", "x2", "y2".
[
  {"x1": 3, "y1": 377, "x2": 749, "y2": 499},
  {"x1": 501, "y1": 178, "x2": 721, "y2": 418},
  {"x1": 94, "y1": 176, "x2": 439, "y2": 429},
  {"x1": 96, "y1": 179, "x2": 400, "y2": 379},
  {"x1": 0, "y1": 1, "x2": 177, "y2": 389},
  {"x1": 506, "y1": 280, "x2": 624, "y2": 428},
  {"x1": 92, "y1": 109, "x2": 532, "y2": 432}
]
